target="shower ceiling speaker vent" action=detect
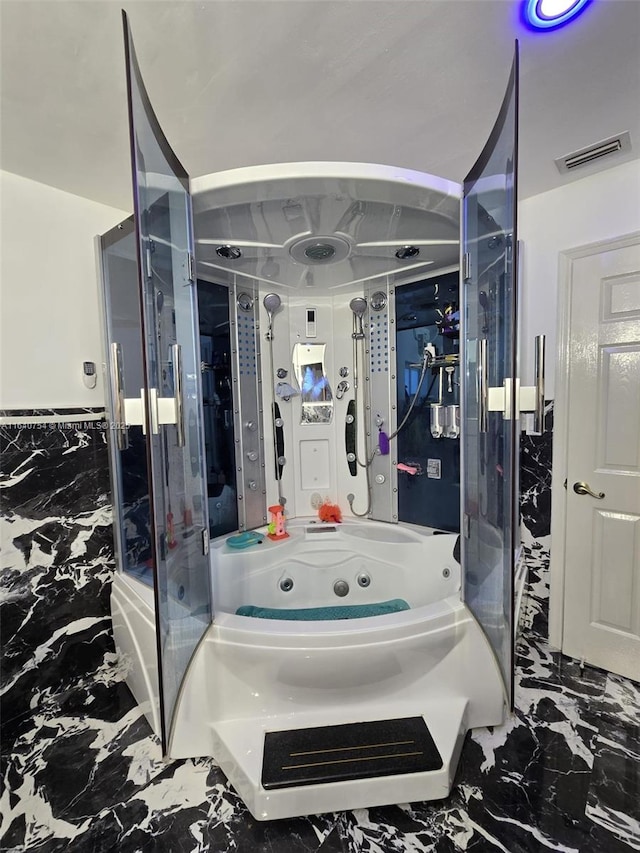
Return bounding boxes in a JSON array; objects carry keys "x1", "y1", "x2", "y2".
[
  {"x1": 555, "y1": 132, "x2": 632, "y2": 173},
  {"x1": 288, "y1": 235, "x2": 352, "y2": 266}
]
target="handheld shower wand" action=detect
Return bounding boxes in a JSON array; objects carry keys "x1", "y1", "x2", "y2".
[
  {"x1": 263, "y1": 293, "x2": 282, "y2": 341},
  {"x1": 263, "y1": 292, "x2": 285, "y2": 506},
  {"x1": 349, "y1": 296, "x2": 367, "y2": 393},
  {"x1": 349, "y1": 297, "x2": 367, "y2": 340},
  {"x1": 347, "y1": 295, "x2": 372, "y2": 518}
]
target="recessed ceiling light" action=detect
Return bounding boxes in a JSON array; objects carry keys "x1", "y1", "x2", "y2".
[
  {"x1": 523, "y1": 0, "x2": 592, "y2": 30},
  {"x1": 395, "y1": 245, "x2": 420, "y2": 260},
  {"x1": 216, "y1": 245, "x2": 242, "y2": 260}
]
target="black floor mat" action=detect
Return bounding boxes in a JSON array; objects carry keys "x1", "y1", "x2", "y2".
[{"x1": 262, "y1": 717, "x2": 443, "y2": 789}]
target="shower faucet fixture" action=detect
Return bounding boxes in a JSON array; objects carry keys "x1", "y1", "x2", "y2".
[{"x1": 336, "y1": 380, "x2": 349, "y2": 400}]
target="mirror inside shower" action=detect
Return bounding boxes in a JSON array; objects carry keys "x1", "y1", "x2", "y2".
[
  {"x1": 395, "y1": 271, "x2": 460, "y2": 532},
  {"x1": 292, "y1": 342, "x2": 333, "y2": 424}
]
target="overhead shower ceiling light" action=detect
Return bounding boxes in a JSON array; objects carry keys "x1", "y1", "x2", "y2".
[
  {"x1": 523, "y1": 0, "x2": 592, "y2": 30},
  {"x1": 216, "y1": 245, "x2": 242, "y2": 259},
  {"x1": 395, "y1": 245, "x2": 420, "y2": 260}
]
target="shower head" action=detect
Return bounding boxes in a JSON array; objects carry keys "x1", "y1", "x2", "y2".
[
  {"x1": 349, "y1": 297, "x2": 367, "y2": 318},
  {"x1": 349, "y1": 296, "x2": 367, "y2": 340},
  {"x1": 263, "y1": 292, "x2": 282, "y2": 341},
  {"x1": 263, "y1": 293, "x2": 282, "y2": 315}
]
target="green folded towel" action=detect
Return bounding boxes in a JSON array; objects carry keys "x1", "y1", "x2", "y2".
[{"x1": 235, "y1": 599, "x2": 410, "y2": 620}]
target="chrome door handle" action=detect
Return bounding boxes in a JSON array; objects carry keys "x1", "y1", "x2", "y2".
[
  {"x1": 533, "y1": 334, "x2": 546, "y2": 434},
  {"x1": 517, "y1": 334, "x2": 546, "y2": 429},
  {"x1": 573, "y1": 481, "x2": 605, "y2": 499},
  {"x1": 109, "y1": 342, "x2": 129, "y2": 451},
  {"x1": 171, "y1": 343, "x2": 186, "y2": 447},
  {"x1": 478, "y1": 338, "x2": 488, "y2": 434}
]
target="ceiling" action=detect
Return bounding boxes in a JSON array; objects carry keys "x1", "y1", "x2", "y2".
[
  {"x1": 191, "y1": 164, "x2": 461, "y2": 289},
  {"x1": 1, "y1": 0, "x2": 639, "y2": 213}
]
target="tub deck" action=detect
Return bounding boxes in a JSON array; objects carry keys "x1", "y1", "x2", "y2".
[{"x1": 211, "y1": 517, "x2": 460, "y2": 616}]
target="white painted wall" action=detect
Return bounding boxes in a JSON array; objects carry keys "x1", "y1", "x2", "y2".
[
  {"x1": 519, "y1": 158, "x2": 640, "y2": 399},
  {"x1": 0, "y1": 170, "x2": 129, "y2": 409}
]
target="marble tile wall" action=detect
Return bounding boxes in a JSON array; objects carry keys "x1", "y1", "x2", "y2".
[
  {"x1": 520, "y1": 399, "x2": 554, "y2": 544},
  {"x1": 0, "y1": 411, "x2": 118, "y2": 827},
  {"x1": 518, "y1": 400, "x2": 554, "y2": 635}
]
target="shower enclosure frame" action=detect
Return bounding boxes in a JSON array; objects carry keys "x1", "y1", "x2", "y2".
[{"x1": 99, "y1": 15, "x2": 538, "y2": 797}]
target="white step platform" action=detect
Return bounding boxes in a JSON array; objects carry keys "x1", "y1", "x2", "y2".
[{"x1": 210, "y1": 699, "x2": 468, "y2": 821}]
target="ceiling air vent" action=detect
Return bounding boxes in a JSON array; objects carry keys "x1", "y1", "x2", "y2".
[{"x1": 555, "y1": 132, "x2": 631, "y2": 174}]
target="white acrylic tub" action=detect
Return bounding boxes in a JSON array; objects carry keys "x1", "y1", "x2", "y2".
[
  {"x1": 110, "y1": 571, "x2": 161, "y2": 734},
  {"x1": 110, "y1": 518, "x2": 506, "y2": 822},
  {"x1": 170, "y1": 519, "x2": 505, "y2": 821},
  {"x1": 211, "y1": 518, "x2": 461, "y2": 619}
]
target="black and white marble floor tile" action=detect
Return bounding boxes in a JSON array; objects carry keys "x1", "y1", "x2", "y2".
[
  {"x1": 516, "y1": 633, "x2": 610, "y2": 710},
  {"x1": 585, "y1": 723, "x2": 640, "y2": 851},
  {"x1": 3, "y1": 566, "x2": 639, "y2": 852},
  {"x1": 600, "y1": 674, "x2": 640, "y2": 729},
  {"x1": 582, "y1": 673, "x2": 640, "y2": 852},
  {"x1": 4, "y1": 628, "x2": 638, "y2": 853}
]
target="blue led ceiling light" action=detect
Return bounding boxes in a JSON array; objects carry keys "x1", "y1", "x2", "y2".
[{"x1": 523, "y1": 0, "x2": 592, "y2": 30}]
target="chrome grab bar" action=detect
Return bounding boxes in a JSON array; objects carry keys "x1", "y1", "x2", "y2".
[
  {"x1": 478, "y1": 338, "x2": 488, "y2": 433},
  {"x1": 533, "y1": 334, "x2": 546, "y2": 434},
  {"x1": 172, "y1": 343, "x2": 185, "y2": 447},
  {"x1": 109, "y1": 342, "x2": 129, "y2": 451}
]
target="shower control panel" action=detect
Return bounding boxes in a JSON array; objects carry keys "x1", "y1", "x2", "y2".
[{"x1": 305, "y1": 308, "x2": 317, "y2": 338}]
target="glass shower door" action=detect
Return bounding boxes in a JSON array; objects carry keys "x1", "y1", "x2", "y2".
[
  {"x1": 99, "y1": 218, "x2": 154, "y2": 589},
  {"x1": 462, "y1": 46, "x2": 519, "y2": 708},
  {"x1": 123, "y1": 12, "x2": 211, "y2": 751}
]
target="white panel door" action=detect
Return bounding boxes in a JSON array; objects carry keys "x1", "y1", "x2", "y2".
[{"x1": 563, "y1": 239, "x2": 640, "y2": 681}]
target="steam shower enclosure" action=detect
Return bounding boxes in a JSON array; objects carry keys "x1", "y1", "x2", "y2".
[{"x1": 97, "y1": 16, "x2": 542, "y2": 820}]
